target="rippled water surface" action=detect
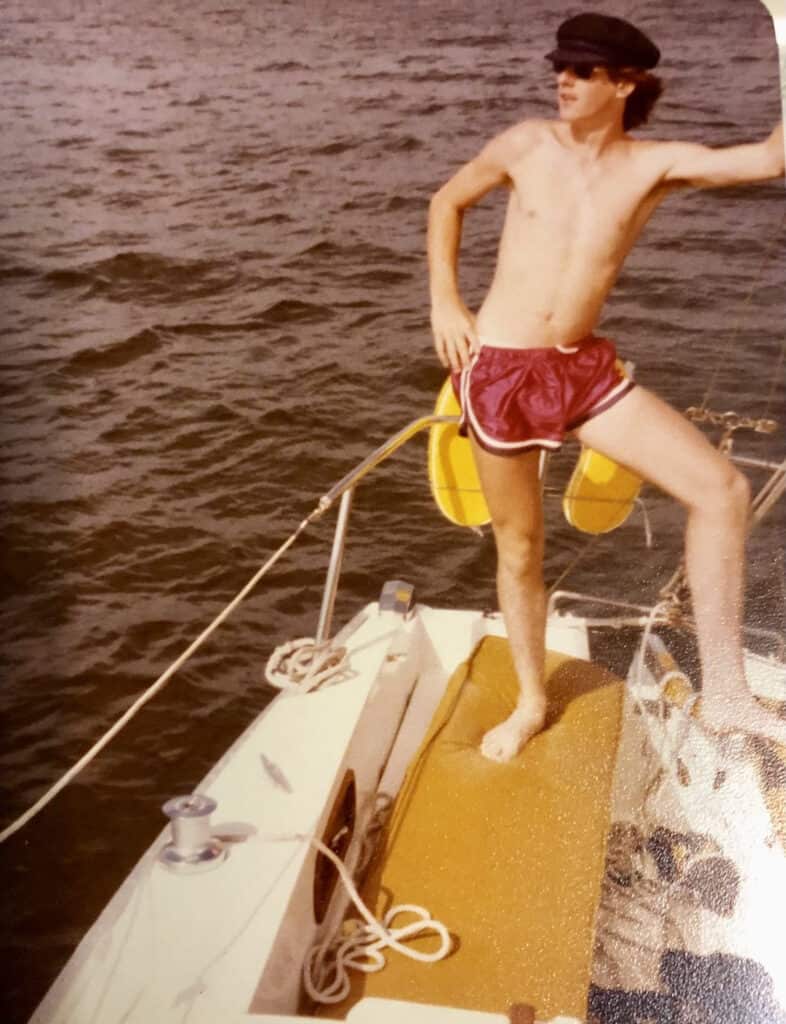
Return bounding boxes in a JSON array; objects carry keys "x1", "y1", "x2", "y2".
[{"x1": 0, "y1": 1, "x2": 784, "y2": 1019}]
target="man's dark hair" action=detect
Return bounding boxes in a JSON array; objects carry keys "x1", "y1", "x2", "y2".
[{"x1": 607, "y1": 67, "x2": 664, "y2": 131}]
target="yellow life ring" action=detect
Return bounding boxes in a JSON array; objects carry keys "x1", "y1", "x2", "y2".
[{"x1": 427, "y1": 377, "x2": 491, "y2": 528}]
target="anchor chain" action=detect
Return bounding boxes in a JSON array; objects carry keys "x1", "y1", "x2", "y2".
[
  {"x1": 685, "y1": 408, "x2": 778, "y2": 434},
  {"x1": 656, "y1": 571, "x2": 691, "y2": 626},
  {"x1": 686, "y1": 406, "x2": 778, "y2": 456},
  {"x1": 686, "y1": 407, "x2": 778, "y2": 453}
]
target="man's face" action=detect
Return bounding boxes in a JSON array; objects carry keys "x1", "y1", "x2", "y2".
[{"x1": 553, "y1": 62, "x2": 626, "y2": 125}]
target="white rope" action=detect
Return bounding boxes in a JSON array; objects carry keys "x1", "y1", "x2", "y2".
[
  {"x1": 633, "y1": 598, "x2": 672, "y2": 698},
  {"x1": 633, "y1": 496, "x2": 653, "y2": 548},
  {"x1": 0, "y1": 513, "x2": 319, "y2": 845},
  {"x1": 265, "y1": 638, "x2": 349, "y2": 693},
  {"x1": 750, "y1": 459, "x2": 786, "y2": 527},
  {"x1": 302, "y1": 837, "x2": 452, "y2": 1005}
]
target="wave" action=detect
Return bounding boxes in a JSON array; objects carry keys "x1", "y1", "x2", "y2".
[
  {"x1": 309, "y1": 139, "x2": 357, "y2": 156},
  {"x1": 290, "y1": 240, "x2": 403, "y2": 265},
  {"x1": 254, "y1": 60, "x2": 310, "y2": 73},
  {"x1": 423, "y1": 32, "x2": 513, "y2": 47},
  {"x1": 260, "y1": 298, "x2": 334, "y2": 324},
  {"x1": 41, "y1": 251, "x2": 242, "y2": 303},
  {"x1": 62, "y1": 327, "x2": 162, "y2": 375},
  {"x1": 0, "y1": 260, "x2": 37, "y2": 282},
  {"x1": 103, "y1": 146, "x2": 158, "y2": 161},
  {"x1": 54, "y1": 135, "x2": 94, "y2": 149}
]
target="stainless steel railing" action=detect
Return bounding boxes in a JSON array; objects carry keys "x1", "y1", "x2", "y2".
[{"x1": 315, "y1": 414, "x2": 458, "y2": 642}]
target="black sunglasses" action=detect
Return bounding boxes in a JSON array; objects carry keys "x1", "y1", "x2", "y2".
[{"x1": 550, "y1": 60, "x2": 602, "y2": 80}]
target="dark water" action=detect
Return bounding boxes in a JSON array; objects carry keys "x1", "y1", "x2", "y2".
[{"x1": 0, "y1": 1, "x2": 783, "y2": 1019}]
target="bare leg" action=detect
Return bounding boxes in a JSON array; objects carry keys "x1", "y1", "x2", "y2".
[
  {"x1": 470, "y1": 439, "x2": 548, "y2": 761},
  {"x1": 576, "y1": 387, "x2": 784, "y2": 745}
]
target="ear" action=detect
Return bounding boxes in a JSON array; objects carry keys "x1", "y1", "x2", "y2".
[{"x1": 615, "y1": 79, "x2": 636, "y2": 100}]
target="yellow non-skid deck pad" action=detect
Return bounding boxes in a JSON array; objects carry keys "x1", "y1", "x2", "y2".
[
  {"x1": 320, "y1": 637, "x2": 624, "y2": 1019},
  {"x1": 428, "y1": 377, "x2": 491, "y2": 528},
  {"x1": 563, "y1": 447, "x2": 642, "y2": 534}
]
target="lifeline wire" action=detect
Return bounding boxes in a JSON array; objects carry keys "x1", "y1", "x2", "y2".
[{"x1": 0, "y1": 510, "x2": 321, "y2": 845}]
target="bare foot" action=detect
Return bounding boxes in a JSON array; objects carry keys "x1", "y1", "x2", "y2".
[
  {"x1": 480, "y1": 699, "x2": 546, "y2": 763},
  {"x1": 699, "y1": 691, "x2": 786, "y2": 751}
]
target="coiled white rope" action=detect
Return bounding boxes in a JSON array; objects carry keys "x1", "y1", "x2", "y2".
[
  {"x1": 303, "y1": 836, "x2": 452, "y2": 1005},
  {"x1": 265, "y1": 638, "x2": 349, "y2": 693}
]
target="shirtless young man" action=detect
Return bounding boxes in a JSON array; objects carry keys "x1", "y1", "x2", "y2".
[{"x1": 428, "y1": 13, "x2": 785, "y2": 762}]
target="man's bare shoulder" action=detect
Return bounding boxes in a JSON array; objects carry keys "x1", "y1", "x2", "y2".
[
  {"x1": 617, "y1": 136, "x2": 686, "y2": 188},
  {"x1": 482, "y1": 118, "x2": 556, "y2": 163},
  {"x1": 623, "y1": 136, "x2": 684, "y2": 167}
]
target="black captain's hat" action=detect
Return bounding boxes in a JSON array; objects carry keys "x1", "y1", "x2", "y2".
[{"x1": 546, "y1": 13, "x2": 660, "y2": 70}]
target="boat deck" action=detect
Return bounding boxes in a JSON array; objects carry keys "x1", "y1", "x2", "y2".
[
  {"x1": 27, "y1": 603, "x2": 786, "y2": 1023},
  {"x1": 315, "y1": 635, "x2": 624, "y2": 1021}
]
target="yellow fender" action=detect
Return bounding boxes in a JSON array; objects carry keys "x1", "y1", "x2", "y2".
[
  {"x1": 427, "y1": 377, "x2": 491, "y2": 528},
  {"x1": 563, "y1": 446, "x2": 643, "y2": 534}
]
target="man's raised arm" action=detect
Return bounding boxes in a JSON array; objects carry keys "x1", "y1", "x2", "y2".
[
  {"x1": 660, "y1": 121, "x2": 784, "y2": 189},
  {"x1": 428, "y1": 128, "x2": 518, "y2": 372}
]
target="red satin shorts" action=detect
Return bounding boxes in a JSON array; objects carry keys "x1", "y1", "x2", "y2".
[{"x1": 452, "y1": 335, "x2": 634, "y2": 455}]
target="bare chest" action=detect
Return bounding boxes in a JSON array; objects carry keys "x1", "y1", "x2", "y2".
[{"x1": 506, "y1": 145, "x2": 658, "y2": 246}]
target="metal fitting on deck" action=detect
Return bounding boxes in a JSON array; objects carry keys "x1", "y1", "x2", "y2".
[{"x1": 158, "y1": 793, "x2": 227, "y2": 874}]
